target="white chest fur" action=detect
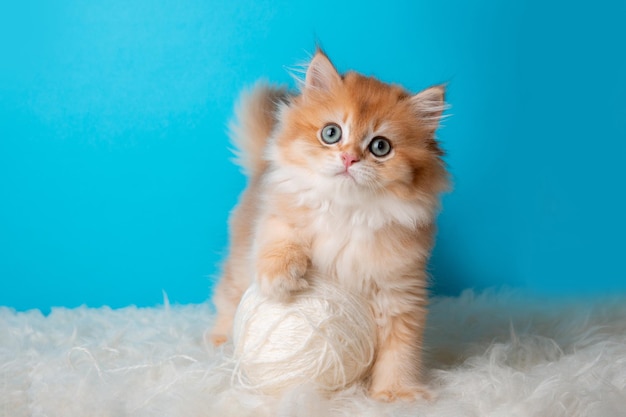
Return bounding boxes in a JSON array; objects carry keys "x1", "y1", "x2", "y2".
[
  {"x1": 264, "y1": 166, "x2": 434, "y2": 297},
  {"x1": 304, "y1": 204, "x2": 430, "y2": 322},
  {"x1": 304, "y1": 200, "x2": 418, "y2": 296},
  {"x1": 309, "y1": 212, "x2": 376, "y2": 289}
]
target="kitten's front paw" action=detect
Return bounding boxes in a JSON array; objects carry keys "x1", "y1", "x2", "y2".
[
  {"x1": 257, "y1": 250, "x2": 309, "y2": 300},
  {"x1": 258, "y1": 273, "x2": 309, "y2": 300}
]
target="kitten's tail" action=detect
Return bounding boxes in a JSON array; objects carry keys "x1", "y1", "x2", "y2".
[{"x1": 229, "y1": 82, "x2": 291, "y2": 178}]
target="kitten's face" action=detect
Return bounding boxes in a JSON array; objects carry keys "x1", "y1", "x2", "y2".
[{"x1": 269, "y1": 52, "x2": 448, "y2": 201}]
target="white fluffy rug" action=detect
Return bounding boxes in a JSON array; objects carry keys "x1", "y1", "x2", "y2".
[{"x1": 2, "y1": 289, "x2": 625, "y2": 417}]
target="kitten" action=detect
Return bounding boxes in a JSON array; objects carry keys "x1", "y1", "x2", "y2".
[{"x1": 210, "y1": 49, "x2": 449, "y2": 401}]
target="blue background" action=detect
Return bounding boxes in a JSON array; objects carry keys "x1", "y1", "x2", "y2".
[{"x1": 1, "y1": 1, "x2": 625, "y2": 312}]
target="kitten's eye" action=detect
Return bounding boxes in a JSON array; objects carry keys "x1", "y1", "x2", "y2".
[
  {"x1": 369, "y1": 137, "x2": 392, "y2": 157},
  {"x1": 320, "y1": 123, "x2": 342, "y2": 144}
]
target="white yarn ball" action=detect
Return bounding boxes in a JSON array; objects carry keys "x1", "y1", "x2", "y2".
[{"x1": 232, "y1": 279, "x2": 377, "y2": 394}]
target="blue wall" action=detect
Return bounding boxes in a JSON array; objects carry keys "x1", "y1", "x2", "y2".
[{"x1": 1, "y1": 1, "x2": 625, "y2": 311}]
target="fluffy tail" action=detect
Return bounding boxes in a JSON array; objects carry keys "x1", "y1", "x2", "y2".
[{"x1": 228, "y1": 82, "x2": 291, "y2": 177}]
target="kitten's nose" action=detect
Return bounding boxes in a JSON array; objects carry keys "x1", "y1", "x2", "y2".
[{"x1": 341, "y1": 153, "x2": 360, "y2": 168}]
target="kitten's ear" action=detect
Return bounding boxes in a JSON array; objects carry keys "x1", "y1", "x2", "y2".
[
  {"x1": 410, "y1": 85, "x2": 447, "y2": 130},
  {"x1": 304, "y1": 50, "x2": 341, "y2": 92}
]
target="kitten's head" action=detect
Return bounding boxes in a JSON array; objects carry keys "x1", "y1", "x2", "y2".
[{"x1": 268, "y1": 50, "x2": 449, "y2": 203}]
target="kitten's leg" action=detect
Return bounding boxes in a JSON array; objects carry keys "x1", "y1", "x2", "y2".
[
  {"x1": 255, "y1": 215, "x2": 310, "y2": 299},
  {"x1": 208, "y1": 184, "x2": 259, "y2": 346},
  {"x1": 209, "y1": 215, "x2": 308, "y2": 345},
  {"x1": 208, "y1": 265, "x2": 247, "y2": 346},
  {"x1": 369, "y1": 307, "x2": 431, "y2": 402}
]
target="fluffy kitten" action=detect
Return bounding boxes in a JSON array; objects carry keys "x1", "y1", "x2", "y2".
[{"x1": 210, "y1": 50, "x2": 449, "y2": 401}]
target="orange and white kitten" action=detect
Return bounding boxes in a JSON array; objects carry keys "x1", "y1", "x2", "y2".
[{"x1": 210, "y1": 50, "x2": 449, "y2": 401}]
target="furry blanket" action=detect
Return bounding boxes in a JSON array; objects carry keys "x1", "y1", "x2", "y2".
[{"x1": 2, "y1": 290, "x2": 625, "y2": 417}]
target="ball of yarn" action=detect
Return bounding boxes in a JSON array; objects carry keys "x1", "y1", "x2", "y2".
[{"x1": 232, "y1": 279, "x2": 376, "y2": 394}]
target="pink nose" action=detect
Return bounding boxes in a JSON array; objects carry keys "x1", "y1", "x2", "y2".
[{"x1": 341, "y1": 153, "x2": 360, "y2": 168}]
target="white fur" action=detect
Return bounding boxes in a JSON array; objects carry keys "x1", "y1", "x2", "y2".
[
  {"x1": 3, "y1": 289, "x2": 625, "y2": 416},
  {"x1": 263, "y1": 163, "x2": 435, "y2": 230},
  {"x1": 259, "y1": 162, "x2": 435, "y2": 302}
]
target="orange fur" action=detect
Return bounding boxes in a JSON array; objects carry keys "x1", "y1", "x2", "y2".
[{"x1": 210, "y1": 50, "x2": 449, "y2": 401}]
